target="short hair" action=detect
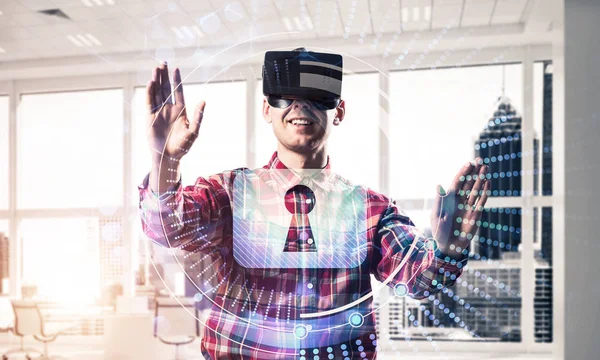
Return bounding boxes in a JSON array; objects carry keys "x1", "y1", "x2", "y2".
[{"x1": 292, "y1": 47, "x2": 308, "y2": 52}]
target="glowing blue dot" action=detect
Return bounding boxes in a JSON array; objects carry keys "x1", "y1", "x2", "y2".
[
  {"x1": 356, "y1": 339, "x2": 362, "y2": 345},
  {"x1": 300, "y1": 350, "x2": 306, "y2": 355},
  {"x1": 394, "y1": 283, "x2": 409, "y2": 297},
  {"x1": 313, "y1": 348, "x2": 319, "y2": 354},
  {"x1": 369, "y1": 333, "x2": 376, "y2": 340},
  {"x1": 349, "y1": 313, "x2": 364, "y2": 327},
  {"x1": 327, "y1": 347, "x2": 333, "y2": 353},
  {"x1": 358, "y1": 346, "x2": 364, "y2": 351},
  {"x1": 193, "y1": 293, "x2": 203, "y2": 302},
  {"x1": 328, "y1": 355, "x2": 334, "y2": 359},
  {"x1": 293, "y1": 324, "x2": 308, "y2": 339},
  {"x1": 343, "y1": 351, "x2": 348, "y2": 356},
  {"x1": 313, "y1": 356, "x2": 319, "y2": 360},
  {"x1": 300, "y1": 357, "x2": 305, "y2": 360},
  {"x1": 341, "y1": 344, "x2": 347, "y2": 350}
]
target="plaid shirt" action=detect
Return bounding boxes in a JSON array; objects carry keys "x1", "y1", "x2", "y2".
[{"x1": 138, "y1": 152, "x2": 467, "y2": 359}]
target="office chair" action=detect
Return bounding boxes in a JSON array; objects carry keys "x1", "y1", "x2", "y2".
[
  {"x1": 9, "y1": 300, "x2": 73, "y2": 360},
  {"x1": 1, "y1": 297, "x2": 43, "y2": 360},
  {"x1": 154, "y1": 297, "x2": 199, "y2": 360}
]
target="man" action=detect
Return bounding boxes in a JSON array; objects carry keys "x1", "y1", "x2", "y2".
[{"x1": 139, "y1": 48, "x2": 490, "y2": 359}]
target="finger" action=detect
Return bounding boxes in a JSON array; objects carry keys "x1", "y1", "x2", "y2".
[
  {"x1": 447, "y1": 161, "x2": 474, "y2": 194},
  {"x1": 467, "y1": 165, "x2": 489, "y2": 207},
  {"x1": 188, "y1": 101, "x2": 206, "y2": 136},
  {"x1": 146, "y1": 80, "x2": 156, "y2": 114},
  {"x1": 460, "y1": 161, "x2": 482, "y2": 203},
  {"x1": 159, "y1": 62, "x2": 172, "y2": 104},
  {"x1": 432, "y1": 185, "x2": 445, "y2": 216},
  {"x1": 173, "y1": 68, "x2": 185, "y2": 106},
  {"x1": 474, "y1": 178, "x2": 491, "y2": 211},
  {"x1": 152, "y1": 67, "x2": 163, "y2": 107}
]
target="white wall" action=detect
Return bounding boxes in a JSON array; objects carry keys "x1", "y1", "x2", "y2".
[{"x1": 561, "y1": 0, "x2": 600, "y2": 359}]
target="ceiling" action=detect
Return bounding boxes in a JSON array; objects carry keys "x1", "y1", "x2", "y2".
[{"x1": 0, "y1": 0, "x2": 551, "y2": 63}]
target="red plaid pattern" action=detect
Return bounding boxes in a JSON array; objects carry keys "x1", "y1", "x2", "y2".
[{"x1": 138, "y1": 152, "x2": 467, "y2": 359}]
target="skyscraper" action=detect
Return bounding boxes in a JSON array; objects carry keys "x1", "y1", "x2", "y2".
[{"x1": 474, "y1": 97, "x2": 523, "y2": 261}]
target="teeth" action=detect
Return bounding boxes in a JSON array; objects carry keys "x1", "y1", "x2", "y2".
[{"x1": 291, "y1": 119, "x2": 311, "y2": 125}]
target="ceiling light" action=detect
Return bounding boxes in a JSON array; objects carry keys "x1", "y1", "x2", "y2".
[
  {"x1": 412, "y1": 7, "x2": 420, "y2": 21},
  {"x1": 282, "y1": 17, "x2": 293, "y2": 31},
  {"x1": 171, "y1": 26, "x2": 184, "y2": 39},
  {"x1": 304, "y1": 16, "x2": 314, "y2": 30},
  {"x1": 424, "y1": 6, "x2": 431, "y2": 21},
  {"x1": 0, "y1": 47, "x2": 6, "y2": 54},
  {"x1": 401, "y1": 8, "x2": 409, "y2": 23},
  {"x1": 66, "y1": 33, "x2": 102, "y2": 47},
  {"x1": 82, "y1": 0, "x2": 114, "y2": 7},
  {"x1": 0, "y1": 11, "x2": 4, "y2": 16},
  {"x1": 76, "y1": 34, "x2": 93, "y2": 47},
  {"x1": 67, "y1": 35, "x2": 83, "y2": 47},
  {"x1": 85, "y1": 33, "x2": 102, "y2": 46},
  {"x1": 181, "y1": 26, "x2": 194, "y2": 39},
  {"x1": 192, "y1": 25, "x2": 205, "y2": 38},
  {"x1": 293, "y1": 16, "x2": 304, "y2": 31}
]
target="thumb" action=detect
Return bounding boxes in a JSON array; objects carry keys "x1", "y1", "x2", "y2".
[
  {"x1": 189, "y1": 101, "x2": 206, "y2": 135},
  {"x1": 433, "y1": 185, "x2": 445, "y2": 214}
]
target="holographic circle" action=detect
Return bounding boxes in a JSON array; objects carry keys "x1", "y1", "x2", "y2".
[
  {"x1": 293, "y1": 324, "x2": 309, "y2": 339},
  {"x1": 394, "y1": 283, "x2": 409, "y2": 297},
  {"x1": 348, "y1": 312, "x2": 364, "y2": 328}
]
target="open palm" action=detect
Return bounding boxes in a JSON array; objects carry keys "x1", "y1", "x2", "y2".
[
  {"x1": 430, "y1": 158, "x2": 490, "y2": 259},
  {"x1": 146, "y1": 62, "x2": 206, "y2": 164}
]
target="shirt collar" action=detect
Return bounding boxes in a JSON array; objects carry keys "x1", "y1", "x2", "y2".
[{"x1": 263, "y1": 151, "x2": 336, "y2": 191}]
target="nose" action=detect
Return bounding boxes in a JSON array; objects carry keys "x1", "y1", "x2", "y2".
[{"x1": 291, "y1": 99, "x2": 311, "y2": 110}]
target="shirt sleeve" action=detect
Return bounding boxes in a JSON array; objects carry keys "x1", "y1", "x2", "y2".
[
  {"x1": 138, "y1": 171, "x2": 233, "y2": 253},
  {"x1": 371, "y1": 199, "x2": 468, "y2": 300}
]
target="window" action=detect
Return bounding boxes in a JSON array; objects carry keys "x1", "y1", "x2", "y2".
[
  {"x1": 389, "y1": 64, "x2": 523, "y2": 200},
  {"x1": 20, "y1": 218, "x2": 102, "y2": 306},
  {"x1": 0, "y1": 96, "x2": 8, "y2": 210},
  {"x1": 254, "y1": 74, "x2": 380, "y2": 191},
  {"x1": 388, "y1": 64, "x2": 525, "y2": 343},
  {"x1": 328, "y1": 73, "x2": 380, "y2": 191},
  {"x1": 254, "y1": 80, "x2": 277, "y2": 165},
  {"x1": 17, "y1": 90, "x2": 124, "y2": 209},
  {"x1": 132, "y1": 81, "x2": 247, "y2": 190}
]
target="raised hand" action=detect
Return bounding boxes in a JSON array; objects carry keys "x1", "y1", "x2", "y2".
[
  {"x1": 146, "y1": 62, "x2": 206, "y2": 164},
  {"x1": 430, "y1": 158, "x2": 490, "y2": 259}
]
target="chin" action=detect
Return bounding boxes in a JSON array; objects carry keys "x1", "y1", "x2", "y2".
[{"x1": 284, "y1": 141, "x2": 321, "y2": 153}]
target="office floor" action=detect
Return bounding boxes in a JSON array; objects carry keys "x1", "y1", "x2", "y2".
[{"x1": 0, "y1": 334, "x2": 552, "y2": 360}]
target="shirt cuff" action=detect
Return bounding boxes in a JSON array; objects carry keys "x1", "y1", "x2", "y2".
[{"x1": 139, "y1": 172, "x2": 182, "y2": 202}]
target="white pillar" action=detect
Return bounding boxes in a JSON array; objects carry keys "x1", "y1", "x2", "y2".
[
  {"x1": 557, "y1": 0, "x2": 600, "y2": 358},
  {"x1": 8, "y1": 80, "x2": 19, "y2": 298}
]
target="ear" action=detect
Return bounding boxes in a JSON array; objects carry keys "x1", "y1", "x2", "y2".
[
  {"x1": 335, "y1": 99, "x2": 346, "y2": 123},
  {"x1": 262, "y1": 97, "x2": 272, "y2": 124}
]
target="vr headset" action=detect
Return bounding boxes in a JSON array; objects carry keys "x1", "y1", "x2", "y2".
[{"x1": 262, "y1": 50, "x2": 343, "y2": 109}]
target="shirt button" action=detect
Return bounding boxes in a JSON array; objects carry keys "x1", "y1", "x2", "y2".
[
  {"x1": 307, "y1": 283, "x2": 313, "y2": 289},
  {"x1": 307, "y1": 238, "x2": 314, "y2": 244},
  {"x1": 305, "y1": 198, "x2": 312, "y2": 204}
]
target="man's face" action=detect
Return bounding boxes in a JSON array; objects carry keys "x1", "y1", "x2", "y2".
[{"x1": 263, "y1": 97, "x2": 345, "y2": 154}]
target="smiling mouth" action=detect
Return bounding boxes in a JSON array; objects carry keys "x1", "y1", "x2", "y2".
[{"x1": 287, "y1": 117, "x2": 314, "y2": 126}]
